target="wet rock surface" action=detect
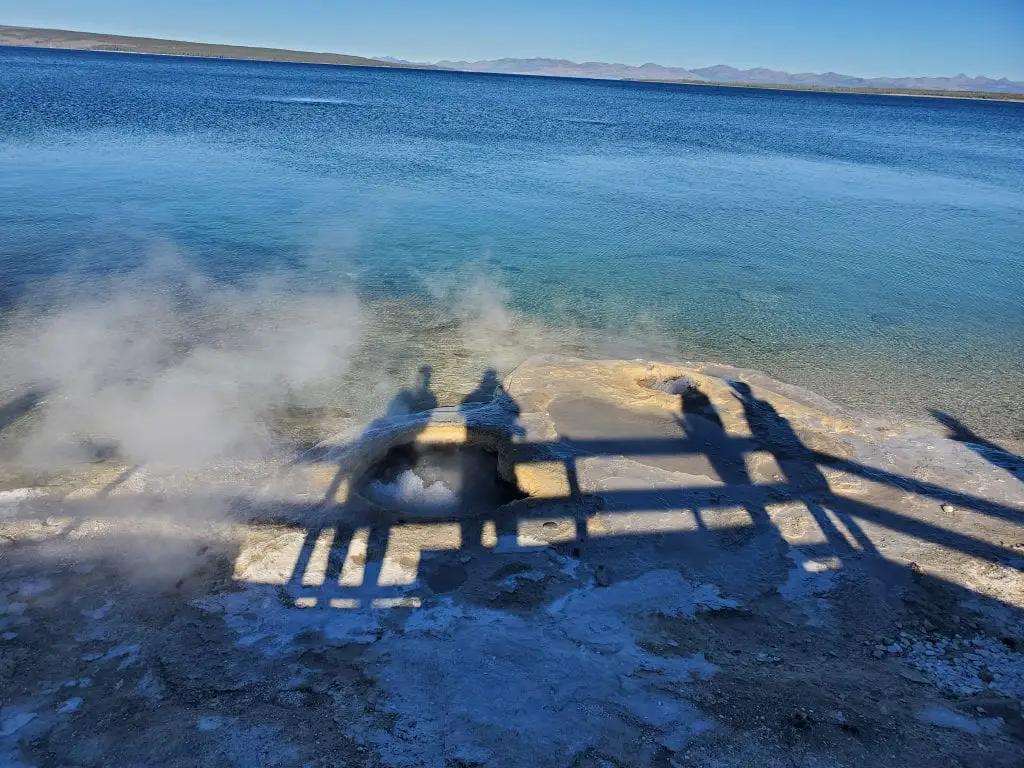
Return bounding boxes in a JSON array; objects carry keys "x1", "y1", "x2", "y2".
[{"x1": 1, "y1": 356, "x2": 1022, "y2": 767}]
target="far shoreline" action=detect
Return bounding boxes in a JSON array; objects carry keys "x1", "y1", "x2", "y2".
[
  {"x1": 6, "y1": 44, "x2": 1023, "y2": 104},
  {"x1": 632, "y1": 76, "x2": 1024, "y2": 103},
  {"x1": 1, "y1": 25, "x2": 1022, "y2": 104}
]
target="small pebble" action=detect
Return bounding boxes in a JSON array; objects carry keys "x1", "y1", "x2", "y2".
[{"x1": 789, "y1": 710, "x2": 813, "y2": 729}]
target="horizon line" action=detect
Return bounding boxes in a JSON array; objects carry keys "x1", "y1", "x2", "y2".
[{"x1": 1, "y1": 23, "x2": 1021, "y2": 84}]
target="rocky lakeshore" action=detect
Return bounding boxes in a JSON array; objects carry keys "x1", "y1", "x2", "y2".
[{"x1": 1, "y1": 356, "x2": 1022, "y2": 767}]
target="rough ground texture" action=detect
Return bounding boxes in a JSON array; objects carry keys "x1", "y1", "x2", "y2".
[{"x1": 1, "y1": 356, "x2": 1022, "y2": 767}]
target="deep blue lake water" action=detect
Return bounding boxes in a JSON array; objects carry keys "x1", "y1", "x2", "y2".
[{"x1": 1, "y1": 47, "x2": 1022, "y2": 443}]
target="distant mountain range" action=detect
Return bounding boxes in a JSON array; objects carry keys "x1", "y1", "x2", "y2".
[
  {"x1": 433, "y1": 57, "x2": 1024, "y2": 94},
  {"x1": 3, "y1": 25, "x2": 1021, "y2": 96}
]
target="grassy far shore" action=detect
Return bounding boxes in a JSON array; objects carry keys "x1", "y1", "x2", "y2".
[
  {"x1": 0, "y1": 24, "x2": 426, "y2": 69},
  {"x1": 2, "y1": 24, "x2": 1022, "y2": 102}
]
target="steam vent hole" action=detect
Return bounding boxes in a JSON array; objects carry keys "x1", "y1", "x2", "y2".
[{"x1": 357, "y1": 442, "x2": 525, "y2": 518}]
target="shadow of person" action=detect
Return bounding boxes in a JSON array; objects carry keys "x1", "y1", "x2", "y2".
[
  {"x1": 312, "y1": 365, "x2": 439, "y2": 491},
  {"x1": 729, "y1": 380, "x2": 877, "y2": 558},
  {"x1": 461, "y1": 368, "x2": 502, "y2": 406},
  {"x1": 459, "y1": 368, "x2": 523, "y2": 434},
  {"x1": 386, "y1": 365, "x2": 439, "y2": 417},
  {"x1": 288, "y1": 365, "x2": 444, "y2": 608},
  {"x1": 930, "y1": 409, "x2": 1023, "y2": 482},
  {"x1": 673, "y1": 380, "x2": 782, "y2": 539},
  {"x1": 327, "y1": 365, "x2": 438, "y2": 498},
  {"x1": 457, "y1": 368, "x2": 526, "y2": 550},
  {"x1": 675, "y1": 381, "x2": 740, "y2": 480},
  {"x1": 678, "y1": 383, "x2": 723, "y2": 429}
]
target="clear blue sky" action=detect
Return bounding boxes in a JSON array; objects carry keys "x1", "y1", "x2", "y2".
[{"x1": 2, "y1": 0, "x2": 1022, "y2": 79}]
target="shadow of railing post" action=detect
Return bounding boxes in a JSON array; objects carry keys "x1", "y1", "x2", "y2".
[{"x1": 222, "y1": 376, "x2": 1024, "y2": 610}]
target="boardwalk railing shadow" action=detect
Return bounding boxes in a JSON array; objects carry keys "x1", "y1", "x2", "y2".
[
  {"x1": 931, "y1": 408, "x2": 1023, "y2": 483},
  {"x1": 270, "y1": 370, "x2": 1023, "y2": 614},
  {"x1": 1, "y1": 367, "x2": 1019, "y2": 622}
]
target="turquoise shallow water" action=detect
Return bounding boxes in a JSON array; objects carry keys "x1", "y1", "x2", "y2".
[{"x1": 0, "y1": 47, "x2": 1022, "y2": 443}]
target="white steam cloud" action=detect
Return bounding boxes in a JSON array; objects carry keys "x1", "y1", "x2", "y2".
[
  {"x1": 0, "y1": 249, "x2": 676, "y2": 480},
  {"x1": 0, "y1": 255, "x2": 362, "y2": 470}
]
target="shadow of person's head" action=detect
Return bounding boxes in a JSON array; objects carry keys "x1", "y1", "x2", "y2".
[
  {"x1": 462, "y1": 368, "x2": 501, "y2": 406},
  {"x1": 729, "y1": 381, "x2": 754, "y2": 401},
  {"x1": 417, "y1": 365, "x2": 432, "y2": 390},
  {"x1": 478, "y1": 368, "x2": 500, "y2": 399},
  {"x1": 930, "y1": 409, "x2": 974, "y2": 441},
  {"x1": 385, "y1": 365, "x2": 438, "y2": 417}
]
